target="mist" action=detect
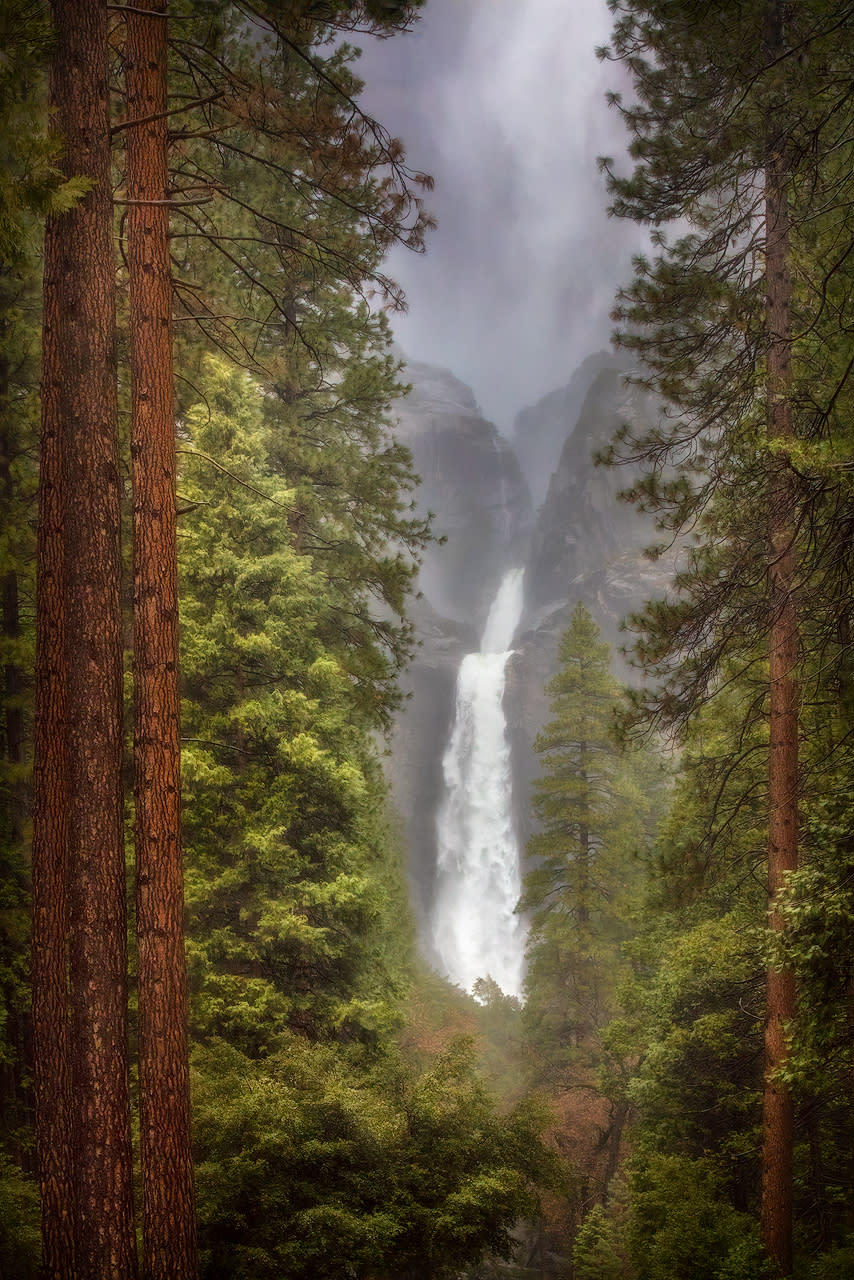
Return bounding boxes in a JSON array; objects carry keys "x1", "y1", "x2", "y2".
[{"x1": 356, "y1": 0, "x2": 644, "y2": 431}]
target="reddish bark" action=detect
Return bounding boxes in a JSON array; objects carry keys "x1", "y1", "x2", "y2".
[
  {"x1": 125, "y1": 2, "x2": 197, "y2": 1272},
  {"x1": 32, "y1": 209, "x2": 75, "y2": 1279},
  {"x1": 38, "y1": 2, "x2": 138, "y2": 1274}
]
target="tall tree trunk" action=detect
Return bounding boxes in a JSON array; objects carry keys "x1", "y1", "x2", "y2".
[
  {"x1": 125, "y1": 3, "x2": 197, "y2": 1273},
  {"x1": 760, "y1": 4, "x2": 798, "y2": 1273},
  {"x1": 38, "y1": 2, "x2": 138, "y2": 1274},
  {"x1": 32, "y1": 203, "x2": 76, "y2": 1269},
  {"x1": 31, "y1": 72, "x2": 76, "y2": 1280}
]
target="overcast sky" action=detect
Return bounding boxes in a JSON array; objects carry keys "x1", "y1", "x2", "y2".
[{"x1": 356, "y1": 0, "x2": 645, "y2": 431}]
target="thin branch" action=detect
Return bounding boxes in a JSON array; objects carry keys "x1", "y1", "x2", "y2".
[
  {"x1": 177, "y1": 447, "x2": 291, "y2": 511},
  {"x1": 115, "y1": 196, "x2": 214, "y2": 207},
  {"x1": 111, "y1": 90, "x2": 224, "y2": 134}
]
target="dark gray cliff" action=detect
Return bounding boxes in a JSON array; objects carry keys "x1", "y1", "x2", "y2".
[
  {"x1": 524, "y1": 361, "x2": 665, "y2": 639},
  {"x1": 510, "y1": 350, "x2": 618, "y2": 507},
  {"x1": 393, "y1": 358, "x2": 532, "y2": 629}
]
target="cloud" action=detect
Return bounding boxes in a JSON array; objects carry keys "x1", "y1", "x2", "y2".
[{"x1": 356, "y1": 0, "x2": 646, "y2": 430}]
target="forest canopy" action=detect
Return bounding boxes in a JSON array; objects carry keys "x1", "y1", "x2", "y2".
[
  {"x1": 0, "y1": 2, "x2": 557, "y2": 1276},
  {"x1": 1, "y1": 1, "x2": 854, "y2": 1279}
]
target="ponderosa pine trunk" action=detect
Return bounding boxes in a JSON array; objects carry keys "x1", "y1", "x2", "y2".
[
  {"x1": 37, "y1": 2, "x2": 138, "y2": 1274},
  {"x1": 760, "y1": 3, "x2": 798, "y2": 1271},
  {"x1": 32, "y1": 207, "x2": 75, "y2": 1278},
  {"x1": 125, "y1": 2, "x2": 197, "y2": 1273}
]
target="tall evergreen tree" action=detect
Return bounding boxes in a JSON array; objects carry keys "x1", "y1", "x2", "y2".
[
  {"x1": 520, "y1": 606, "x2": 658, "y2": 1068},
  {"x1": 0, "y1": 2, "x2": 104, "y2": 1269},
  {"x1": 116, "y1": 2, "x2": 431, "y2": 1268},
  {"x1": 123, "y1": 1, "x2": 196, "y2": 1273},
  {"x1": 761, "y1": 4, "x2": 798, "y2": 1264},
  {"x1": 178, "y1": 359, "x2": 414, "y2": 1053},
  {"x1": 600, "y1": 2, "x2": 854, "y2": 1267},
  {"x1": 17, "y1": 0, "x2": 436, "y2": 1269},
  {"x1": 34, "y1": 0, "x2": 137, "y2": 1274}
]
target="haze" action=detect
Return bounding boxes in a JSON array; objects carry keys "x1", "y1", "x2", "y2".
[{"x1": 357, "y1": 0, "x2": 644, "y2": 431}]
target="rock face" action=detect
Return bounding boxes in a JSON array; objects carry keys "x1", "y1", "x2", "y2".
[
  {"x1": 393, "y1": 358, "x2": 532, "y2": 629},
  {"x1": 510, "y1": 349, "x2": 618, "y2": 508},
  {"x1": 387, "y1": 351, "x2": 677, "y2": 939},
  {"x1": 526, "y1": 361, "x2": 653, "y2": 619}
]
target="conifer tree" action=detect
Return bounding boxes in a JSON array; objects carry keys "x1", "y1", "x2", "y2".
[
  {"x1": 19, "y1": 1, "x2": 433, "y2": 1269},
  {"x1": 178, "y1": 359, "x2": 413, "y2": 1052},
  {"x1": 0, "y1": 3, "x2": 119, "y2": 1268},
  {"x1": 761, "y1": 4, "x2": 798, "y2": 1263},
  {"x1": 600, "y1": 2, "x2": 854, "y2": 1267},
  {"x1": 520, "y1": 606, "x2": 655, "y2": 1065},
  {"x1": 115, "y1": 3, "x2": 431, "y2": 1267},
  {"x1": 34, "y1": 0, "x2": 137, "y2": 1273},
  {"x1": 124, "y1": 1, "x2": 196, "y2": 1272}
]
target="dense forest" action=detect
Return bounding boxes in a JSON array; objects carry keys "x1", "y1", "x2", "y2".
[{"x1": 1, "y1": 0, "x2": 854, "y2": 1278}]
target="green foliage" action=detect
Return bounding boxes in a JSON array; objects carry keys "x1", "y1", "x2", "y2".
[
  {"x1": 179, "y1": 357, "x2": 414, "y2": 1051},
  {"x1": 512, "y1": 5, "x2": 854, "y2": 1274},
  {"x1": 0, "y1": 1155, "x2": 40, "y2": 1279},
  {"x1": 0, "y1": 0, "x2": 44, "y2": 1192},
  {"x1": 592, "y1": 692, "x2": 769, "y2": 1255},
  {"x1": 624, "y1": 1154, "x2": 769, "y2": 1280},
  {"x1": 647, "y1": 684, "x2": 768, "y2": 915},
  {"x1": 806, "y1": 1244, "x2": 854, "y2": 1280},
  {"x1": 192, "y1": 1035, "x2": 560, "y2": 1279},
  {"x1": 586, "y1": 682, "x2": 854, "y2": 1275},
  {"x1": 611, "y1": 912, "x2": 763, "y2": 1168},
  {"x1": 0, "y1": 1, "x2": 503, "y2": 1273},
  {"x1": 0, "y1": 0, "x2": 97, "y2": 263},
  {"x1": 165, "y1": 5, "x2": 434, "y2": 716},
  {"x1": 598, "y1": 0, "x2": 854, "y2": 740},
  {"x1": 573, "y1": 1202, "x2": 627, "y2": 1280},
  {"x1": 520, "y1": 606, "x2": 665, "y2": 1071},
  {"x1": 774, "y1": 796, "x2": 854, "y2": 1083}
]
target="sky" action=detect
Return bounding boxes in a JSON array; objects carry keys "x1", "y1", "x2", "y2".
[{"x1": 356, "y1": 0, "x2": 646, "y2": 431}]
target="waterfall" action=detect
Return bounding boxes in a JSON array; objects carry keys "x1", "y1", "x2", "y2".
[{"x1": 431, "y1": 567, "x2": 526, "y2": 997}]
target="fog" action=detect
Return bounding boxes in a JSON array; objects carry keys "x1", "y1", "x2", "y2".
[{"x1": 356, "y1": 0, "x2": 645, "y2": 431}]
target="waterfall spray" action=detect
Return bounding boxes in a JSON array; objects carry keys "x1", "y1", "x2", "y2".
[{"x1": 431, "y1": 567, "x2": 526, "y2": 997}]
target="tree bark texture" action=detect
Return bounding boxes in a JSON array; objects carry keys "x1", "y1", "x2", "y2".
[
  {"x1": 125, "y1": 2, "x2": 197, "y2": 1273},
  {"x1": 32, "y1": 208, "x2": 75, "y2": 1280},
  {"x1": 42, "y1": 2, "x2": 138, "y2": 1274},
  {"x1": 760, "y1": 4, "x2": 798, "y2": 1271}
]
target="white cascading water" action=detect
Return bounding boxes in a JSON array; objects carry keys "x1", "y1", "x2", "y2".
[{"x1": 431, "y1": 567, "x2": 526, "y2": 997}]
